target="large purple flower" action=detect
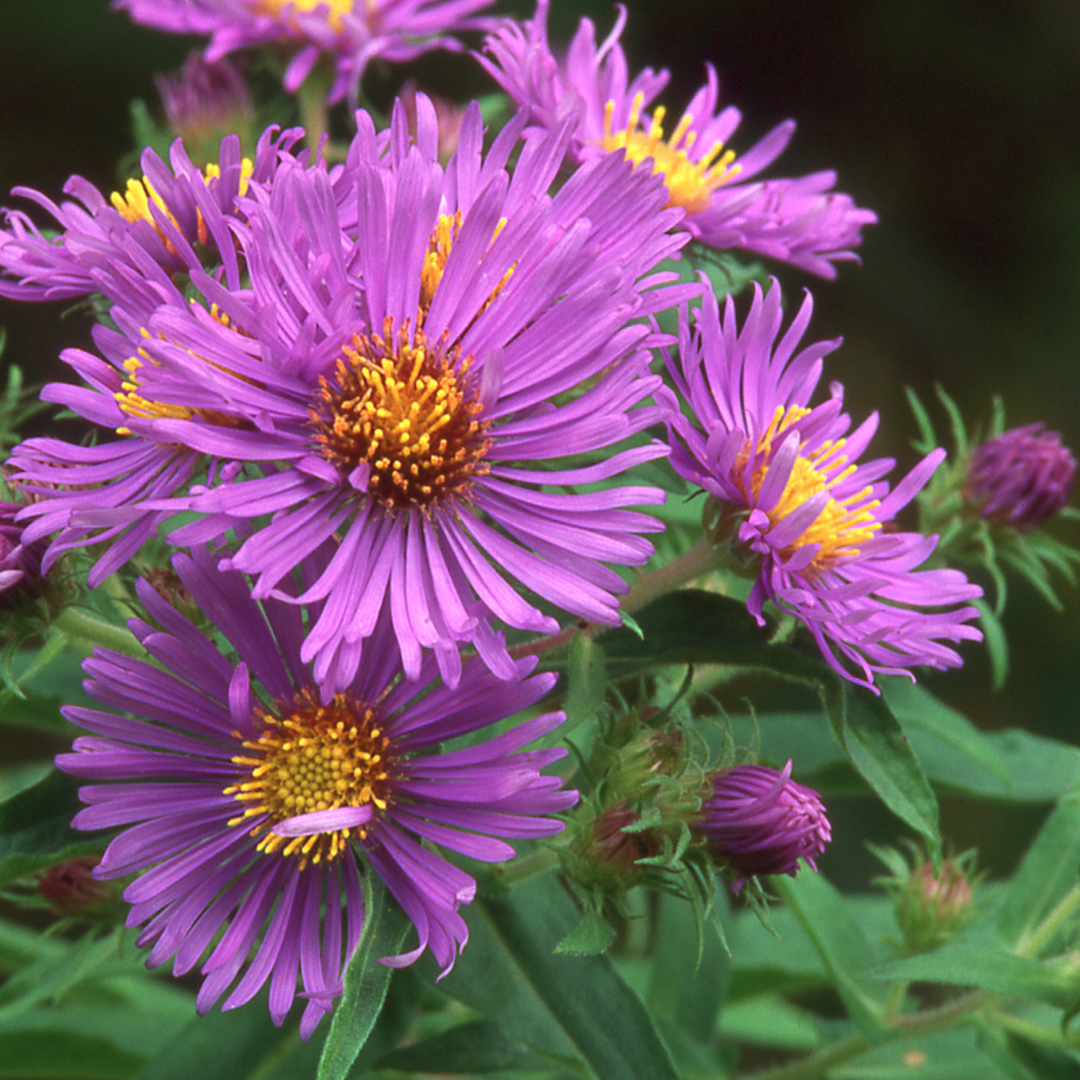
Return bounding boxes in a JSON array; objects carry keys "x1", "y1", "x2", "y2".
[
  {"x1": 115, "y1": 0, "x2": 497, "y2": 105},
  {"x1": 12, "y1": 97, "x2": 689, "y2": 691},
  {"x1": 479, "y1": 1, "x2": 876, "y2": 278},
  {"x1": 57, "y1": 546, "x2": 575, "y2": 1037},
  {"x1": 0, "y1": 126, "x2": 304, "y2": 302},
  {"x1": 664, "y1": 280, "x2": 983, "y2": 689}
]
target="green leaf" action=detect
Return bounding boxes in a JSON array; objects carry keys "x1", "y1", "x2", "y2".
[
  {"x1": 905, "y1": 386, "x2": 938, "y2": 455},
  {"x1": 997, "y1": 792, "x2": 1080, "y2": 950},
  {"x1": 375, "y1": 1019, "x2": 555, "y2": 1074},
  {"x1": 0, "y1": 1030, "x2": 144, "y2": 1079},
  {"x1": 646, "y1": 891, "x2": 728, "y2": 1044},
  {"x1": 554, "y1": 904, "x2": 616, "y2": 956},
  {"x1": 771, "y1": 872, "x2": 888, "y2": 1036},
  {"x1": 436, "y1": 875, "x2": 680, "y2": 1080},
  {"x1": 872, "y1": 945, "x2": 1080, "y2": 1008},
  {"x1": 978, "y1": 1028, "x2": 1080, "y2": 1080},
  {"x1": 975, "y1": 599, "x2": 1010, "y2": 690},
  {"x1": 717, "y1": 996, "x2": 822, "y2": 1052},
  {"x1": 315, "y1": 873, "x2": 410, "y2": 1080},
  {"x1": 833, "y1": 1027, "x2": 1014, "y2": 1080},
  {"x1": 0, "y1": 770, "x2": 101, "y2": 889},
  {"x1": 832, "y1": 683, "x2": 941, "y2": 861},
  {"x1": 131, "y1": 997, "x2": 306, "y2": 1080},
  {"x1": 563, "y1": 636, "x2": 607, "y2": 733}
]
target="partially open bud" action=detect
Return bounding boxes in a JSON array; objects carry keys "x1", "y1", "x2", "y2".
[
  {"x1": 0, "y1": 499, "x2": 45, "y2": 604},
  {"x1": 896, "y1": 857, "x2": 974, "y2": 955},
  {"x1": 967, "y1": 424, "x2": 1076, "y2": 530},
  {"x1": 696, "y1": 762, "x2": 830, "y2": 890},
  {"x1": 36, "y1": 856, "x2": 110, "y2": 915},
  {"x1": 155, "y1": 53, "x2": 255, "y2": 161}
]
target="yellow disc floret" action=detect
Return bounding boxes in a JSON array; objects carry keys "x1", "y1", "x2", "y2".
[
  {"x1": 258, "y1": 0, "x2": 354, "y2": 32},
  {"x1": 740, "y1": 404, "x2": 881, "y2": 570},
  {"x1": 226, "y1": 690, "x2": 393, "y2": 866},
  {"x1": 312, "y1": 319, "x2": 491, "y2": 510},
  {"x1": 600, "y1": 92, "x2": 741, "y2": 215}
]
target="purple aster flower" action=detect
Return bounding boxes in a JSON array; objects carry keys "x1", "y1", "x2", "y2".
[
  {"x1": 966, "y1": 424, "x2": 1076, "y2": 530},
  {"x1": 115, "y1": 0, "x2": 498, "y2": 105},
  {"x1": 479, "y1": 1, "x2": 876, "y2": 278},
  {"x1": 664, "y1": 280, "x2": 983, "y2": 689},
  {"x1": 0, "y1": 124, "x2": 306, "y2": 302},
  {"x1": 56, "y1": 546, "x2": 575, "y2": 1037},
  {"x1": 0, "y1": 499, "x2": 45, "y2": 601},
  {"x1": 13, "y1": 96, "x2": 691, "y2": 690},
  {"x1": 697, "y1": 761, "x2": 830, "y2": 889},
  {"x1": 156, "y1": 52, "x2": 256, "y2": 149}
]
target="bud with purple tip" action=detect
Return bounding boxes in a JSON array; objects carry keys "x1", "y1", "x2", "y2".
[
  {"x1": 155, "y1": 52, "x2": 255, "y2": 158},
  {"x1": 967, "y1": 424, "x2": 1076, "y2": 530},
  {"x1": 697, "y1": 762, "x2": 831, "y2": 890}
]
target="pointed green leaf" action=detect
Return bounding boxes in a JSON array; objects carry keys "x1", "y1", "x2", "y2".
[
  {"x1": 997, "y1": 792, "x2": 1080, "y2": 950},
  {"x1": 772, "y1": 872, "x2": 888, "y2": 1036},
  {"x1": 437, "y1": 875, "x2": 680, "y2": 1080},
  {"x1": 974, "y1": 599, "x2": 1010, "y2": 690},
  {"x1": 376, "y1": 1020, "x2": 555, "y2": 1074},
  {"x1": 564, "y1": 635, "x2": 607, "y2": 733},
  {"x1": 831, "y1": 683, "x2": 941, "y2": 860},
  {"x1": 554, "y1": 904, "x2": 616, "y2": 956},
  {"x1": 315, "y1": 874, "x2": 410, "y2": 1080}
]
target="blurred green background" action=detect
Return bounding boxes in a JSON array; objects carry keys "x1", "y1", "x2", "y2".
[{"x1": 1, "y1": 0, "x2": 1077, "y2": 878}]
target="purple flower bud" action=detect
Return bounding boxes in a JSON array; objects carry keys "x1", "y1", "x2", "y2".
[
  {"x1": 37, "y1": 856, "x2": 110, "y2": 915},
  {"x1": 0, "y1": 500, "x2": 44, "y2": 602},
  {"x1": 697, "y1": 762, "x2": 830, "y2": 889},
  {"x1": 155, "y1": 52, "x2": 254, "y2": 149},
  {"x1": 967, "y1": 424, "x2": 1076, "y2": 530}
]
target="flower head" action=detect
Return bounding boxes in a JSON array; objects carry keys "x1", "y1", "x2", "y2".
[
  {"x1": 13, "y1": 96, "x2": 691, "y2": 691},
  {"x1": 115, "y1": 0, "x2": 498, "y2": 105},
  {"x1": 966, "y1": 424, "x2": 1076, "y2": 530},
  {"x1": 57, "y1": 547, "x2": 575, "y2": 1036},
  {"x1": 479, "y1": 1, "x2": 876, "y2": 277},
  {"x1": 0, "y1": 126, "x2": 304, "y2": 302},
  {"x1": 37, "y1": 856, "x2": 112, "y2": 915},
  {"x1": 664, "y1": 280, "x2": 983, "y2": 689},
  {"x1": 697, "y1": 762, "x2": 830, "y2": 889}
]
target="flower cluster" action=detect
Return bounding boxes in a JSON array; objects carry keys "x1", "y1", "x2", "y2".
[{"x1": 0, "y1": 0, "x2": 1007, "y2": 1043}]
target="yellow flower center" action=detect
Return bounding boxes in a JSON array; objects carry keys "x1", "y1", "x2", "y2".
[
  {"x1": 258, "y1": 0, "x2": 354, "y2": 32},
  {"x1": 418, "y1": 211, "x2": 513, "y2": 327},
  {"x1": 110, "y1": 158, "x2": 254, "y2": 249},
  {"x1": 225, "y1": 691, "x2": 393, "y2": 865},
  {"x1": 113, "y1": 314, "x2": 249, "y2": 435},
  {"x1": 741, "y1": 404, "x2": 881, "y2": 569},
  {"x1": 312, "y1": 320, "x2": 491, "y2": 510},
  {"x1": 600, "y1": 92, "x2": 741, "y2": 215}
]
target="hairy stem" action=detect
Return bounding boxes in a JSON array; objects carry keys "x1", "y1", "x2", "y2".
[{"x1": 53, "y1": 608, "x2": 145, "y2": 658}]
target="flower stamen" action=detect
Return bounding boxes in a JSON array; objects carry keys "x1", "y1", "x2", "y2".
[
  {"x1": 601, "y1": 92, "x2": 741, "y2": 214},
  {"x1": 224, "y1": 690, "x2": 393, "y2": 867}
]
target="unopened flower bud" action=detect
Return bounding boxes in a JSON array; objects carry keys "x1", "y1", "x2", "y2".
[
  {"x1": 36, "y1": 856, "x2": 110, "y2": 915},
  {"x1": 155, "y1": 53, "x2": 255, "y2": 159},
  {"x1": 697, "y1": 762, "x2": 830, "y2": 890},
  {"x1": 585, "y1": 799, "x2": 659, "y2": 880},
  {"x1": 896, "y1": 858, "x2": 974, "y2": 954},
  {"x1": 967, "y1": 424, "x2": 1076, "y2": 530},
  {"x1": 0, "y1": 500, "x2": 45, "y2": 604}
]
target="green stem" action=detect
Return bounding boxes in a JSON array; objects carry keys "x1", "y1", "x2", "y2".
[
  {"x1": 53, "y1": 608, "x2": 145, "y2": 658},
  {"x1": 297, "y1": 65, "x2": 331, "y2": 152},
  {"x1": 1017, "y1": 883, "x2": 1080, "y2": 958},
  {"x1": 743, "y1": 1033, "x2": 868, "y2": 1080},
  {"x1": 509, "y1": 538, "x2": 727, "y2": 660},
  {"x1": 987, "y1": 1010, "x2": 1069, "y2": 1048}
]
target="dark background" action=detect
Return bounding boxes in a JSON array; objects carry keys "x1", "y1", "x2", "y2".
[{"x1": 2, "y1": 0, "x2": 1078, "y2": 877}]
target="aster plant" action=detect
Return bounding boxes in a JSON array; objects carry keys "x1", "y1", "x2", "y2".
[{"x1": 3, "y1": 4, "x2": 1080, "y2": 1080}]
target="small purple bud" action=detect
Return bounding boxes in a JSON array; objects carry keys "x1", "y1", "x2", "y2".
[
  {"x1": 697, "y1": 762, "x2": 831, "y2": 890},
  {"x1": 37, "y1": 856, "x2": 110, "y2": 915},
  {"x1": 155, "y1": 52, "x2": 254, "y2": 150},
  {"x1": 0, "y1": 500, "x2": 44, "y2": 603},
  {"x1": 967, "y1": 424, "x2": 1076, "y2": 530}
]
